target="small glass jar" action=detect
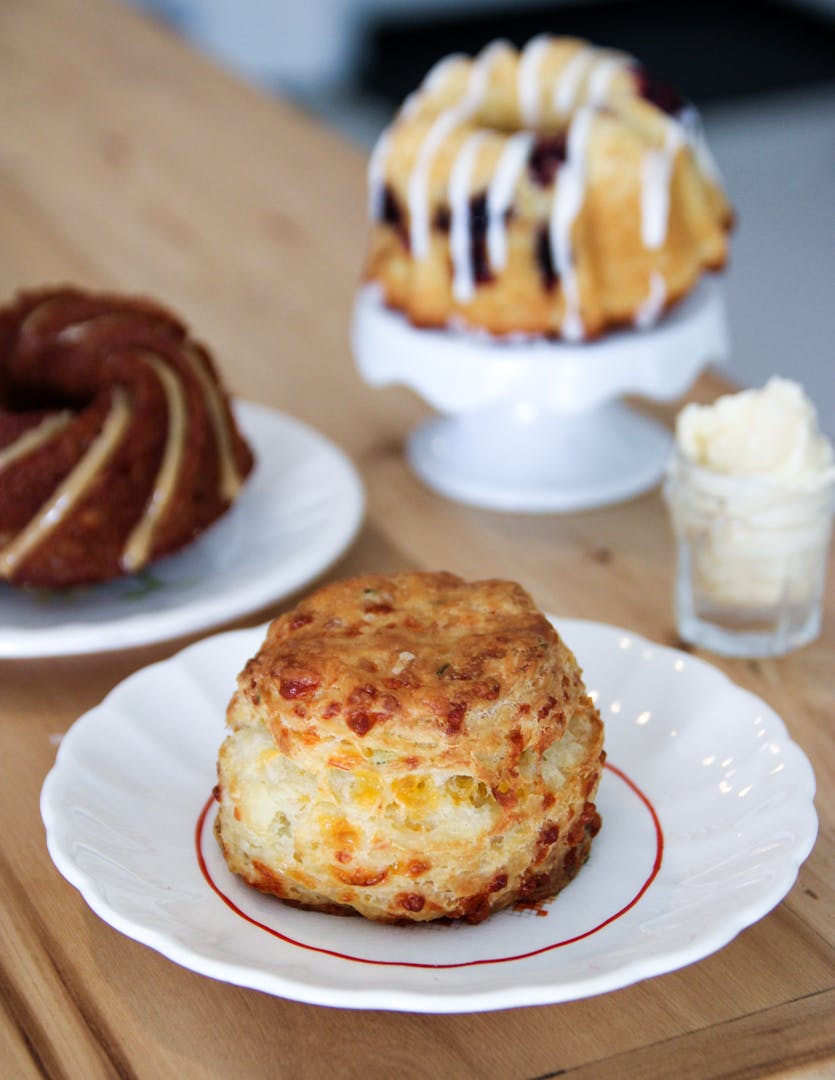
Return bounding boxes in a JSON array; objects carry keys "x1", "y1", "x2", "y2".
[{"x1": 664, "y1": 451, "x2": 835, "y2": 657}]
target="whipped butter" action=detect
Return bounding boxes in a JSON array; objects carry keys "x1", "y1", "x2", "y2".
[
  {"x1": 675, "y1": 377, "x2": 834, "y2": 484},
  {"x1": 664, "y1": 378, "x2": 834, "y2": 654}
]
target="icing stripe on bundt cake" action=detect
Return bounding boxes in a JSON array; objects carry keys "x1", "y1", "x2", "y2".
[
  {"x1": 362, "y1": 35, "x2": 733, "y2": 340},
  {"x1": 120, "y1": 354, "x2": 187, "y2": 573},
  {"x1": 0, "y1": 287, "x2": 254, "y2": 588},
  {"x1": 0, "y1": 388, "x2": 132, "y2": 581},
  {"x1": 0, "y1": 411, "x2": 72, "y2": 471}
]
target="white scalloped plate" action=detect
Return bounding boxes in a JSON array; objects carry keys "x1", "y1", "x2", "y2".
[
  {"x1": 40, "y1": 618, "x2": 817, "y2": 1013},
  {"x1": 0, "y1": 402, "x2": 364, "y2": 657}
]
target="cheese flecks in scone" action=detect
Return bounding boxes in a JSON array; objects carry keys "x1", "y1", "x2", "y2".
[{"x1": 215, "y1": 571, "x2": 604, "y2": 923}]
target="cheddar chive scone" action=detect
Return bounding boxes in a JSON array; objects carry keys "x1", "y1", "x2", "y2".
[{"x1": 215, "y1": 571, "x2": 604, "y2": 923}]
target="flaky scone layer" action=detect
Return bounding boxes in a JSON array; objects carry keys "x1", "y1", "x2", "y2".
[{"x1": 215, "y1": 572, "x2": 604, "y2": 922}]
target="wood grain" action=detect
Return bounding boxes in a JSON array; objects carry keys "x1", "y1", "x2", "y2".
[{"x1": 0, "y1": 0, "x2": 832, "y2": 1077}]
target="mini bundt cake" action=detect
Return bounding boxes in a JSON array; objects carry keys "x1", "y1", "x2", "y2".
[
  {"x1": 0, "y1": 287, "x2": 254, "y2": 588},
  {"x1": 215, "y1": 571, "x2": 604, "y2": 924},
  {"x1": 362, "y1": 35, "x2": 733, "y2": 339}
]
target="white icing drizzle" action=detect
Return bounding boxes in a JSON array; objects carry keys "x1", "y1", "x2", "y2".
[
  {"x1": 634, "y1": 270, "x2": 667, "y2": 329},
  {"x1": 0, "y1": 411, "x2": 71, "y2": 473},
  {"x1": 486, "y1": 131, "x2": 535, "y2": 271},
  {"x1": 408, "y1": 115, "x2": 465, "y2": 260},
  {"x1": 368, "y1": 52, "x2": 470, "y2": 222},
  {"x1": 476, "y1": 37, "x2": 514, "y2": 92},
  {"x1": 407, "y1": 41, "x2": 506, "y2": 260},
  {"x1": 367, "y1": 130, "x2": 392, "y2": 220},
  {"x1": 121, "y1": 353, "x2": 187, "y2": 573},
  {"x1": 549, "y1": 105, "x2": 596, "y2": 341},
  {"x1": 448, "y1": 131, "x2": 487, "y2": 302},
  {"x1": 553, "y1": 46, "x2": 592, "y2": 115},
  {"x1": 0, "y1": 389, "x2": 131, "y2": 579},
  {"x1": 183, "y1": 343, "x2": 244, "y2": 501},
  {"x1": 55, "y1": 319, "x2": 98, "y2": 344},
  {"x1": 680, "y1": 104, "x2": 722, "y2": 184},
  {"x1": 18, "y1": 296, "x2": 66, "y2": 340},
  {"x1": 586, "y1": 56, "x2": 627, "y2": 104},
  {"x1": 641, "y1": 121, "x2": 685, "y2": 249},
  {"x1": 401, "y1": 55, "x2": 468, "y2": 119},
  {"x1": 422, "y1": 51, "x2": 468, "y2": 93},
  {"x1": 398, "y1": 93, "x2": 419, "y2": 120},
  {"x1": 517, "y1": 34, "x2": 552, "y2": 128}
]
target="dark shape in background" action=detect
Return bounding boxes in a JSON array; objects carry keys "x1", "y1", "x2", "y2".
[{"x1": 357, "y1": 0, "x2": 835, "y2": 109}]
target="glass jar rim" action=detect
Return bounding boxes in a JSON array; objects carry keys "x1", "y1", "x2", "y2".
[{"x1": 665, "y1": 449, "x2": 835, "y2": 501}]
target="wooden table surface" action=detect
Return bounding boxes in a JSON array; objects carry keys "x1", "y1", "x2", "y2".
[{"x1": 1, "y1": 1, "x2": 832, "y2": 1076}]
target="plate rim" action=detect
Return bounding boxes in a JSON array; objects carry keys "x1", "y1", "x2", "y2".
[
  {"x1": 40, "y1": 616, "x2": 819, "y2": 1013},
  {"x1": 0, "y1": 401, "x2": 365, "y2": 658}
]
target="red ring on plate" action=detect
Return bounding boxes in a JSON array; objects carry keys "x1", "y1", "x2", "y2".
[{"x1": 195, "y1": 761, "x2": 663, "y2": 968}]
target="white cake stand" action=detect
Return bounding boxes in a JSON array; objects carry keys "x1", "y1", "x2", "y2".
[{"x1": 352, "y1": 281, "x2": 729, "y2": 512}]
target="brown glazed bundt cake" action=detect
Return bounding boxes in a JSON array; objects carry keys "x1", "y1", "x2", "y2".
[
  {"x1": 215, "y1": 571, "x2": 604, "y2": 924},
  {"x1": 0, "y1": 287, "x2": 254, "y2": 588},
  {"x1": 363, "y1": 35, "x2": 733, "y2": 339}
]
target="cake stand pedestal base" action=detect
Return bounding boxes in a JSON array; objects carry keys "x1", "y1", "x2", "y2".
[
  {"x1": 353, "y1": 280, "x2": 729, "y2": 513},
  {"x1": 408, "y1": 400, "x2": 672, "y2": 513}
]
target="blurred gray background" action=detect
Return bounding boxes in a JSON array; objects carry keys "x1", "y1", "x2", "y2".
[{"x1": 128, "y1": 0, "x2": 835, "y2": 435}]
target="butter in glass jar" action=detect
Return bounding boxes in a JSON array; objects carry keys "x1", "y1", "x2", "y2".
[{"x1": 664, "y1": 377, "x2": 835, "y2": 657}]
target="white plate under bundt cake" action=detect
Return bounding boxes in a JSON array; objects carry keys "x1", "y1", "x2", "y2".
[
  {"x1": 363, "y1": 35, "x2": 732, "y2": 340},
  {"x1": 214, "y1": 571, "x2": 604, "y2": 924},
  {"x1": 0, "y1": 286, "x2": 254, "y2": 588}
]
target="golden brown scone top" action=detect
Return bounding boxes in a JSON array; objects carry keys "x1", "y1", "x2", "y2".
[
  {"x1": 228, "y1": 571, "x2": 588, "y2": 779},
  {"x1": 218, "y1": 571, "x2": 605, "y2": 922}
]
